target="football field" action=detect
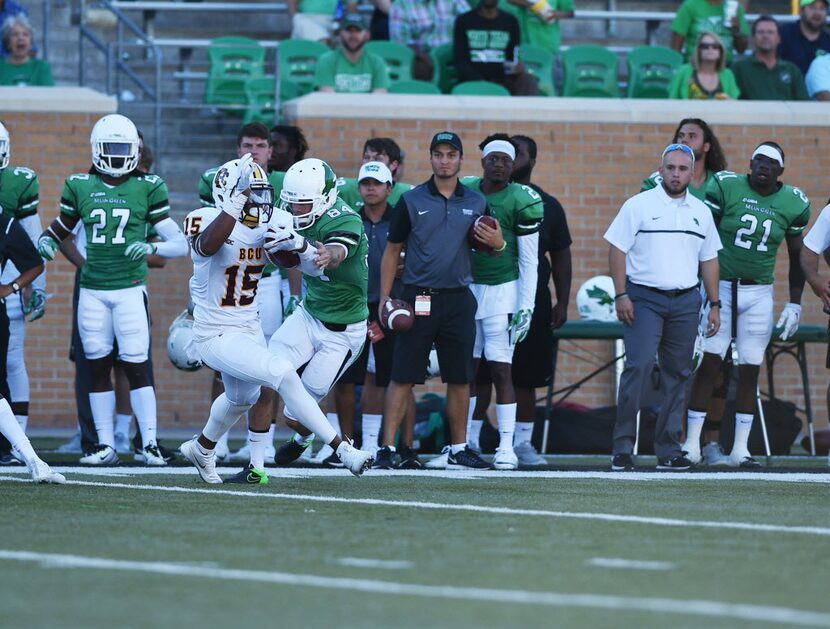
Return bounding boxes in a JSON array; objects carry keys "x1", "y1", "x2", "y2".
[{"x1": 2, "y1": 450, "x2": 829, "y2": 629}]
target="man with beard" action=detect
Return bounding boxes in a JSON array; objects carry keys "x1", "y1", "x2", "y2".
[
  {"x1": 779, "y1": 0, "x2": 830, "y2": 76},
  {"x1": 314, "y1": 14, "x2": 389, "y2": 93},
  {"x1": 605, "y1": 143, "x2": 721, "y2": 471}
]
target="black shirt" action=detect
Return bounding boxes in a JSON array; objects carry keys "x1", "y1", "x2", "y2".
[
  {"x1": 361, "y1": 202, "x2": 395, "y2": 303},
  {"x1": 0, "y1": 214, "x2": 42, "y2": 289},
  {"x1": 453, "y1": 9, "x2": 520, "y2": 85},
  {"x1": 389, "y1": 176, "x2": 487, "y2": 289},
  {"x1": 531, "y1": 183, "x2": 572, "y2": 292}
]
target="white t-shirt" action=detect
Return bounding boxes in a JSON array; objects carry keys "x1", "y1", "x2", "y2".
[
  {"x1": 604, "y1": 184, "x2": 722, "y2": 290},
  {"x1": 803, "y1": 203, "x2": 830, "y2": 254}
]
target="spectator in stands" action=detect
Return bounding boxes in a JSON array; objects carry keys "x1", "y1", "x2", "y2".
[
  {"x1": 389, "y1": 0, "x2": 471, "y2": 81},
  {"x1": 779, "y1": 0, "x2": 830, "y2": 76},
  {"x1": 732, "y1": 16, "x2": 809, "y2": 101},
  {"x1": 289, "y1": 0, "x2": 351, "y2": 43},
  {"x1": 453, "y1": 0, "x2": 539, "y2": 95},
  {"x1": 0, "y1": 0, "x2": 28, "y2": 59},
  {"x1": 0, "y1": 15, "x2": 52, "y2": 86},
  {"x1": 314, "y1": 13, "x2": 389, "y2": 93},
  {"x1": 668, "y1": 31, "x2": 740, "y2": 99},
  {"x1": 671, "y1": 0, "x2": 748, "y2": 63},
  {"x1": 503, "y1": 0, "x2": 573, "y2": 57},
  {"x1": 369, "y1": 0, "x2": 391, "y2": 41},
  {"x1": 806, "y1": 53, "x2": 830, "y2": 98}
]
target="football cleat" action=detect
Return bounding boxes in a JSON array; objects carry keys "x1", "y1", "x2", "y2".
[
  {"x1": 513, "y1": 441, "x2": 545, "y2": 466},
  {"x1": 274, "y1": 437, "x2": 313, "y2": 466},
  {"x1": 493, "y1": 447, "x2": 518, "y2": 471},
  {"x1": 425, "y1": 446, "x2": 450, "y2": 469},
  {"x1": 141, "y1": 443, "x2": 167, "y2": 466},
  {"x1": 611, "y1": 453, "x2": 635, "y2": 471},
  {"x1": 79, "y1": 444, "x2": 119, "y2": 465},
  {"x1": 372, "y1": 445, "x2": 397, "y2": 469},
  {"x1": 397, "y1": 446, "x2": 423, "y2": 470},
  {"x1": 702, "y1": 441, "x2": 730, "y2": 466},
  {"x1": 447, "y1": 446, "x2": 490, "y2": 470},
  {"x1": 680, "y1": 440, "x2": 701, "y2": 466},
  {"x1": 180, "y1": 437, "x2": 223, "y2": 484},
  {"x1": 224, "y1": 464, "x2": 269, "y2": 485},
  {"x1": 28, "y1": 458, "x2": 66, "y2": 484},
  {"x1": 728, "y1": 450, "x2": 762, "y2": 469},
  {"x1": 335, "y1": 440, "x2": 374, "y2": 476}
]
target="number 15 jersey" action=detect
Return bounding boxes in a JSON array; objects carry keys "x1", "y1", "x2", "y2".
[
  {"x1": 704, "y1": 172, "x2": 811, "y2": 285},
  {"x1": 184, "y1": 206, "x2": 267, "y2": 340}
]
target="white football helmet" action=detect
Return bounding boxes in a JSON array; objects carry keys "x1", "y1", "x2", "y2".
[
  {"x1": 212, "y1": 158, "x2": 274, "y2": 229},
  {"x1": 576, "y1": 275, "x2": 618, "y2": 322},
  {"x1": 90, "y1": 114, "x2": 140, "y2": 176},
  {"x1": 167, "y1": 310, "x2": 202, "y2": 371},
  {"x1": 279, "y1": 158, "x2": 339, "y2": 230},
  {"x1": 0, "y1": 121, "x2": 9, "y2": 170}
]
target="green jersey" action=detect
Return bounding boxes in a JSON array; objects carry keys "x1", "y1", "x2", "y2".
[
  {"x1": 314, "y1": 49, "x2": 390, "y2": 93},
  {"x1": 641, "y1": 170, "x2": 716, "y2": 201},
  {"x1": 60, "y1": 172, "x2": 171, "y2": 290},
  {"x1": 198, "y1": 167, "x2": 284, "y2": 207},
  {"x1": 337, "y1": 178, "x2": 413, "y2": 212},
  {"x1": 0, "y1": 166, "x2": 38, "y2": 219},
  {"x1": 704, "y1": 172, "x2": 811, "y2": 284},
  {"x1": 461, "y1": 176, "x2": 543, "y2": 285},
  {"x1": 301, "y1": 198, "x2": 369, "y2": 324}
]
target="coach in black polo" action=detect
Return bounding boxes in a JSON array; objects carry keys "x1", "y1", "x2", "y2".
[{"x1": 376, "y1": 131, "x2": 502, "y2": 469}]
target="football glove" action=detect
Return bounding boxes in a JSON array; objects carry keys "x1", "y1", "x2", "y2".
[
  {"x1": 24, "y1": 288, "x2": 47, "y2": 322},
  {"x1": 216, "y1": 153, "x2": 254, "y2": 219},
  {"x1": 264, "y1": 225, "x2": 305, "y2": 254},
  {"x1": 284, "y1": 295, "x2": 301, "y2": 317},
  {"x1": 37, "y1": 234, "x2": 59, "y2": 261},
  {"x1": 124, "y1": 241, "x2": 157, "y2": 261},
  {"x1": 508, "y1": 308, "x2": 533, "y2": 345},
  {"x1": 775, "y1": 302, "x2": 801, "y2": 341},
  {"x1": 530, "y1": 0, "x2": 556, "y2": 22}
]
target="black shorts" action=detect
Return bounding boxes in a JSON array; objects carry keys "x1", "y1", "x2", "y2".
[
  {"x1": 340, "y1": 301, "x2": 395, "y2": 387},
  {"x1": 511, "y1": 292, "x2": 555, "y2": 388},
  {"x1": 391, "y1": 285, "x2": 476, "y2": 385}
]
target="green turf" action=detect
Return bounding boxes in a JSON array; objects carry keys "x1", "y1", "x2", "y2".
[{"x1": 0, "y1": 468, "x2": 828, "y2": 629}]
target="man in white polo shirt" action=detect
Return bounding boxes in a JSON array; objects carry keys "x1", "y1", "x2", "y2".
[{"x1": 604, "y1": 143, "x2": 722, "y2": 471}]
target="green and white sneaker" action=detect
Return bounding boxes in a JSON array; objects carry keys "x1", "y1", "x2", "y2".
[{"x1": 224, "y1": 464, "x2": 269, "y2": 485}]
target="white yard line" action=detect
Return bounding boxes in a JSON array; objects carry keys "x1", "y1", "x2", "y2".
[
  {"x1": 1, "y1": 550, "x2": 828, "y2": 627},
  {"x1": 336, "y1": 557, "x2": 413, "y2": 570},
  {"x1": 587, "y1": 557, "x2": 674, "y2": 571},
  {"x1": 2, "y1": 475, "x2": 828, "y2": 537}
]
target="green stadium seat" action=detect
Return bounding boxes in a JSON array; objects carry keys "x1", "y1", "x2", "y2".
[
  {"x1": 365, "y1": 40, "x2": 415, "y2": 82},
  {"x1": 626, "y1": 45, "x2": 683, "y2": 99},
  {"x1": 430, "y1": 43, "x2": 458, "y2": 94},
  {"x1": 388, "y1": 79, "x2": 442, "y2": 95},
  {"x1": 242, "y1": 77, "x2": 301, "y2": 124},
  {"x1": 205, "y1": 36, "x2": 266, "y2": 113},
  {"x1": 451, "y1": 80, "x2": 511, "y2": 96},
  {"x1": 519, "y1": 44, "x2": 556, "y2": 96},
  {"x1": 562, "y1": 44, "x2": 619, "y2": 98},
  {"x1": 278, "y1": 38, "x2": 329, "y2": 96}
]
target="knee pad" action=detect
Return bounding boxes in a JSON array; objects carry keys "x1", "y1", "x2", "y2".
[{"x1": 117, "y1": 360, "x2": 153, "y2": 389}]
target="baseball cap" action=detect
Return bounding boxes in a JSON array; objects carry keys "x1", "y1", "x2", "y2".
[
  {"x1": 802, "y1": 0, "x2": 827, "y2": 7},
  {"x1": 342, "y1": 13, "x2": 366, "y2": 29},
  {"x1": 358, "y1": 161, "x2": 393, "y2": 184},
  {"x1": 429, "y1": 131, "x2": 463, "y2": 154}
]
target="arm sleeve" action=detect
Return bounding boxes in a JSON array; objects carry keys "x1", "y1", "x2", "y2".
[
  {"x1": 603, "y1": 198, "x2": 637, "y2": 253},
  {"x1": 151, "y1": 216, "x2": 189, "y2": 258},
  {"x1": 516, "y1": 231, "x2": 539, "y2": 312},
  {"x1": 786, "y1": 198, "x2": 812, "y2": 236},
  {"x1": 322, "y1": 215, "x2": 363, "y2": 259},
  {"x1": 6, "y1": 218, "x2": 42, "y2": 275},
  {"x1": 670, "y1": 2, "x2": 691, "y2": 36},
  {"x1": 18, "y1": 214, "x2": 45, "y2": 290},
  {"x1": 803, "y1": 204, "x2": 830, "y2": 254},
  {"x1": 387, "y1": 195, "x2": 412, "y2": 243}
]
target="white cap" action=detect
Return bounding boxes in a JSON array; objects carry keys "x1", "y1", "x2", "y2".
[
  {"x1": 358, "y1": 161, "x2": 393, "y2": 184},
  {"x1": 482, "y1": 139, "x2": 516, "y2": 160},
  {"x1": 751, "y1": 144, "x2": 784, "y2": 168}
]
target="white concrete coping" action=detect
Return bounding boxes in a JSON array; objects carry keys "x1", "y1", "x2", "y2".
[
  {"x1": 285, "y1": 92, "x2": 830, "y2": 127},
  {"x1": 0, "y1": 86, "x2": 117, "y2": 114}
]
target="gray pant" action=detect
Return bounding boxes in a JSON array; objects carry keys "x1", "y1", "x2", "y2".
[{"x1": 613, "y1": 281, "x2": 700, "y2": 460}]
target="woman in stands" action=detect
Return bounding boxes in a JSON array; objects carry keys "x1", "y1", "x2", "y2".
[
  {"x1": 669, "y1": 31, "x2": 739, "y2": 100},
  {"x1": 0, "y1": 14, "x2": 53, "y2": 86}
]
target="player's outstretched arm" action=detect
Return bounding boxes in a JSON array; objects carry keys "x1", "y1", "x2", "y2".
[
  {"x1": 149, "y1": 217, "x2": 188, "y2": 258},
  {"x1": 191, "y1": 212, "x2": 236, "y2": 257}
]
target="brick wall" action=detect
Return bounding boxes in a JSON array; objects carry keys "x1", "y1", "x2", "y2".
[{"x1": 13, "y1": 89, "x2": 830, "y2": 434}]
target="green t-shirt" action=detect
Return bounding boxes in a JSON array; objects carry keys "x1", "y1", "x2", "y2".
[
  {"x1": 499, "y1": 0, "x2": 573, "y2": 56},
  {"x1": 299, "y1": 0, "x2": 337, "y2": 14},
  {"x1": 0, "y1": 58, "x2": 54, "y2": 86},
  {"x1": 641, "y1": 169, "x2": 717, "y2": 201},
  {"x1": 704, "y1": 171, "x2": 811, "y2": 284},
  {"x1": 300, "y1": 198, "x2": 369, "y2": 324},
  {"x1": 461, "y1": 176, "x2": 543, "y2": 285},
  {"x1": 60, "y1": 172, "x2": 171, "y2": 290},
  {"x1": 0, "y1": 166, "x2": 38, "y2": 219},
  {"x1": 667, "y1": 63, "x2": 740, "y2": 99},
  {"x1": 337, "y1": 178, "x2": 413, "y2": 211},
  {"x1": 731, "y1": 57, "x2": 809, "y2": 101},
  {"x1": 198, "y1": 167, "x2": 284, "y2": 207},
  {"x1": 671, "y1": 0, "x2": 749, "y2": 62},
  {"x1": 314, "y1": 49, "x2": 390, "y2": 93}
]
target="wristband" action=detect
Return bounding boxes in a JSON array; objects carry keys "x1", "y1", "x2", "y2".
[
  {"x1": 494, "y1": 240, "x2": 507, "y2": 253},
  {"x1": 10, "y1": 281, "x2": 20, "y2": 294},
  {"x1": 709, "y1": 300, "x2": 722, "y2": 308},
  {"x1": 614, "y1": 292, "x2": 628, "y2": 301}
]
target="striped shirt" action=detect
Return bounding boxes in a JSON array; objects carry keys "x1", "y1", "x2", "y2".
[{"x1": 390, "y1": 0, "x2": 471, "y2": 51}]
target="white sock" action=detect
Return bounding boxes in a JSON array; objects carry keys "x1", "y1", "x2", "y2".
[
  {"x1": 327, "y1": 412, "x2": 342, "y2": 434},
  {"x1": 0, "y1": 399, "x2": 35, "y2": 463},
  {"x1": 450, "y1": 443, "x2": 466, "y2": 455},
  {"x1": 513, "y1": 421, "x2": 534, "y2": 446},
  {"x1": 685, "y1": 409, "x2": 706, "y2": 448},
  {"x1": 248, "y1": 429, "x2": 268, "y2": 470},
  {"x1": 15, "y1": 414, "x2": 27, "y2": 433},
  {"x1": 496, "y1": 403, "x2": 517, "y2": 450},
  {"x1": 267, "y1": 423, "x2": 276, "y2": 447},
  {"x1": 130, "y1": 386, "x2": 158, "y2": 448},
  {"x1": 278, "y1": 372, "x2": 336, "y2": 443},
  {"x1": 467, "y1": 419, "x2": 483, "y2": 449},
  {"x1": 114, "y1": 413, "x2": 132, "y2": 437},
  {"x1": 362, "y1": 413, "x2": 382, "y2": 449},
  {"x1": 89, "y1": 390, "x2": 116, "y2": 447},
  {"x1": 203, "y1": 394, "x2": 250, "y2": 443},
  {"x1": 733, "y1": 412, "x2": 754, "y2": 454}
]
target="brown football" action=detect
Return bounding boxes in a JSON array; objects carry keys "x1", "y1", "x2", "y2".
[
  {"x1": 267, "y1": 250, "x2": 300, "y2": 269},
  {"x1": 467, "y1": 215, "x2": 499, "y2": 253},
  {"x1": 380, "y1": 299, "x2": 414, "y2": 331}
]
